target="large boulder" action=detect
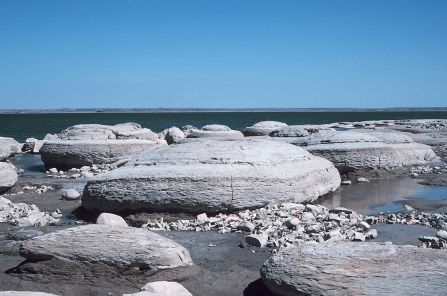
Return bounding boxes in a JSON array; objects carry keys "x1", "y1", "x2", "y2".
[
  {"x1": 243, "y1": 121, "x2": 288, "y2": 136},
  {"x1": 187, "y1": 124, "x2": 244, "y2": 139},
  {"x1": 57, "y1": 123, "x2": 159, "y2": 141},
  {"x1": 261, "y1": 242, "x2": 447, "y2": 296},
  {"x1": 82, "y1": 139, "x2": 340, "y2": 214},
  {"x1": 19, "y1": 225, "x2": 193, "y2": 271},
  {"x1": 0, "y1": 137, "x2": 20, "y2": 161},
  {"x1": 39, "y1": 123, "x2": 166, "y2": 169},
  {"x1": 160, "y1": 127, "x2": 186, "y2": 144},
  {"x1": 291, "y1": 130, "x2": 439, "y2": 175},
  {"x1": 0, "y1": 162, "x2": 18, "y2": 193}
]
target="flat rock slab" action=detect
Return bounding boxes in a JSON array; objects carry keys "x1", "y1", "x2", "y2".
[
  {"x1": 82, "y1": 139, "x2": 340, "y2": 214},
  {"x1": 261, "y1": 242, "x2": 447, "y2": 296},
  {"x1": 19, "y1": 225, "x2": 193, "y2": 271},
  {"x1": 40, "y1": 139, "x2": 164, "y2": 169},
  {"x1": 291, "y1": 130, "x2": 439, "y2": 174}
]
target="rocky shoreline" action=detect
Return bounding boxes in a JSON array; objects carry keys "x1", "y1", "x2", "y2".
[{"x1": 1, "y1": 118, "x2": 447, "y2": 295}]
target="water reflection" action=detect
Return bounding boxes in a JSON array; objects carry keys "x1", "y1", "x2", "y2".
[{"x1": 319, "y1": 177, "x2": 447, "y2": 215}]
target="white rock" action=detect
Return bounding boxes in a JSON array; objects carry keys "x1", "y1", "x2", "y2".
[
  {"x1": 136, "y1": 281, "x2": 193, "y2": 296},
  {"x1": 436, "y1": 230, "x2": 447, "y2": 240},
  {"x1": 357, "y1": 177, "x2": 369, "y2": 183},
  {"x1": 61, "y1": 189, "x2": 80, "y2": 200},
  {"x1": 0, "y1": 162, "x2": 18, "y2": 192},
  {"x1": 96, "y1": 213, "x2": 128, "y2": 227}
]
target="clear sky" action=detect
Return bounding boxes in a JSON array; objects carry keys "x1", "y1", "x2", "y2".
[{"x1": 1, "y1": 0, "x2": 446, "y2": 109}]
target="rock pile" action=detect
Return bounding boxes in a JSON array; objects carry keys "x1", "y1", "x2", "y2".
[
  {"x1": 142, "y1": 203, "x2": 376, "y2": 250},
  {"x1": 0, "y1": 196, "x2": 58, "y2": 227}
]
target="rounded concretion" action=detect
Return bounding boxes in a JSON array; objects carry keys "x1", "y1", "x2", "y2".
[{"x1": 82, "y1": 139, "x2": 341, "y2": 214}]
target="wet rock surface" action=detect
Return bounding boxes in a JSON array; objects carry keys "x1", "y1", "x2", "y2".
[{"x1": 261, "y1": 242, "x2": 447, "y2": 296}]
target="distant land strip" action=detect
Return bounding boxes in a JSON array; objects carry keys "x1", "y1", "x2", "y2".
[{"x1": 0, "y1": 107, "x2": 447, "y2": 114}]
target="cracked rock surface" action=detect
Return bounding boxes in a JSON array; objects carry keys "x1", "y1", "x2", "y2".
[
  {"x1": 82, "y1": 139, "x2": 341, "y2": 214},
  {"x1": 261, "y1": 242, "x2": 447, "y2": 296}
]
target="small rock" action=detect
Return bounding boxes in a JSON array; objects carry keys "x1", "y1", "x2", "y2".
[
  {"x1": 61, "y1": 189, "x2": 80, "y2": 200},
  {"x1": 353, "y1": 232, "x2": 366, "y2": 241},
  {"x1": 237, "y1": 221, "x2": 256, "y2": 232},
  {"x1": 365, "y1": 229, "x2": 378, "y2": 239},
  {"x1": 196, "y1": 213, "x2": 209, "y2": 224},
  {"x1": 96, "y1": 213, "x2": 128, "y2": 227},
  {"x1": 357, "y1": 177, "x2": 369, "y2": 183},
  {"x1": 49, "y1": 168, "x2": 58, "y2": 174},
  {"x1": 284, "y1": 218, "x2": 300, "y2": 229},
  {"x1": 245, "y1": 234, "x2": 267, "y2": 247},
  {"x1": 341, "y1": 180, "x2": 352, "y2": 185},
  {"x1": 329, "y1": 207, "x2": 353, "y2": 214}
]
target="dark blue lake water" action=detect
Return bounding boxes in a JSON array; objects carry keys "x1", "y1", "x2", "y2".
[{"x1": 1, "y1": 111, "x2": 447, "y2": 142}]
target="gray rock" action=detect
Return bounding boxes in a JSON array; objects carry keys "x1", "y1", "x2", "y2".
[
  {"x1": 245, "y1": 234, "x2": 267, "y2": 247},
  {"x1": 341, "y1": 180, "x2": 352, "y2": 185},
  {"x1": 20, "y1": 225, "x2": 193, "y2": 271},
  {"x1": 41, "y1": 139, "x2": 165, "y2": 169},
  {"x1": 269, "y1": 126, "x2": 310, "y2": 137},
  {"x1": 96, "y1": 213, "x2": 128, "y2": 227},
  {"x1": 7, "y1": 228, "x2": 44, "y2": 240},
  {"x1": 163, "y1": 127, "x2": 186, "y2": 144},
  {"x1": 135, "y1": 281, "x2": 193, "y2": 296},
  {"x1": 40, "y1": 123, "x2": 166, "y2": 169},
  {"x1": 291, "y1": 130, "x2": 439, "y2": 175},
  {"x1": 261, "y1": 242, "x2": 447, "y2": 296},
  {"x1": 61, "y1": 189, "x2": 80, "y2": 200},
  {"x1": 0, "y1": 137, "x2": 20, "y2": 161},
  {"x1": 0, "y1": 162, "x2": 18, "y2": 192},
  {"x1": 187, "y1": 125, "x2": 244, "y2": 139},
  {"x1": 243, "y1": 121, "x2": 288, "y2": 136},
  {"x1": 357, "y1": 177, "x2": 369, "y2": 183},
  {"x1": 82, "y1": 139, "x2": 340, "y2": 214},
  {"x1": 365, "y1": 228, "x2": 378, "y2": 239}
]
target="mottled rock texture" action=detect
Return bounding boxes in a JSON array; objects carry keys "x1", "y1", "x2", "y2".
[{"x1": 0, "y1": 162, "x2": 17, "y2": 192}]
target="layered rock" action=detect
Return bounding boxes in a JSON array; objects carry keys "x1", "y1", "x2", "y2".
[
  {"x1": 187, "y1": 124, "x2": 244, "y2": 139},
  {"x1": 0, "y1": 137, "x2": 20, "y2": 161},
  {"x1": 19, "y1": 225, "x2": 193, "y2": 272},
  {"x1": 82, "y1": 139, "x2": 340, "y2": 214},
  {"x1": 40, "y1": 123, "x2": 166, "y2": 169},
  {"x1": 0, "y1": 162, "x2": 18, "y2": 192},
  {"x1": 243, "y1": 121, "x2": 288, "y2": 136},
  {"x1": 291, "y1": 130, "x2": 439, "y2": 175},
  {"x1": 261, "y1": 242, "x2": 447, "y2": 296}
]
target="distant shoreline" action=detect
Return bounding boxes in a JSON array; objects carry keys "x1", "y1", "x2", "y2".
[{"x1": 1, "y1": 107, "x2": 447, "y2": 114}]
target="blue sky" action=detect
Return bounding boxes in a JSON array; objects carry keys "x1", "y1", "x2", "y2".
[{"x1": 0, "y1": 0, "x2": 446, "y2": 109}]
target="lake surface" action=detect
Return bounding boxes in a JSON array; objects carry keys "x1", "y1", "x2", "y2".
[{"x1": 2, "y1": 111, "x2": 447, "y2": 142}]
